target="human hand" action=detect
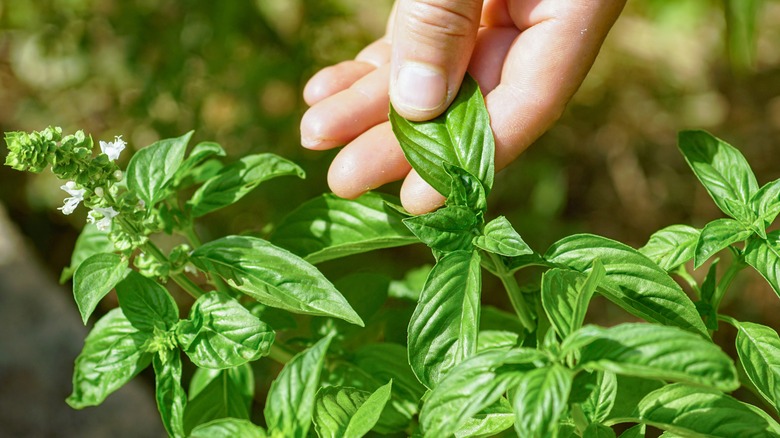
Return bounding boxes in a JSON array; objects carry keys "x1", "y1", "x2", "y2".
[{"x1": 300, "y1": 0, "x2": 625, "y2": 214}]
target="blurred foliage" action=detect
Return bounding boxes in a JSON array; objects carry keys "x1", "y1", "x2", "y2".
[{"x1": 2, "y1": 0, "x2": 780, "y2": 329}]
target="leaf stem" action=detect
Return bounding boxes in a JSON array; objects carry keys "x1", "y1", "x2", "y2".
[
  {"x1": 674, "y1": 265, "x2": 702, "y2": 298},
  {"x1": 141, "y1": 240, "x2": 204, "y2": 299},
  {"x1": 487, "y1": 252, "x2": 536, "y2": 331},
  {"x1": 268, "y1": 343, "x2": 294, "y2": 364},
  {"x1": 182, "y1": 224, "x2": 232, "y2": 295}
]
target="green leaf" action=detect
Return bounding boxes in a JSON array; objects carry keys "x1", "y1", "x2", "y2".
[
  {"x1": 126, "y1": 131, "x2": 192, "y2": 206},
  {"x1": 445, "y1": 164, "x2": 488, "y2": 212},
  {"x1": 265, "y1": 334, "x2": 333, "y2": 438},
  {"x1": 188, "y1": 153, "x2": 304, "y2": 217},
  {"x1": 67, "y1": 309, "x2": 151, "y2": 408},
  {"x1": 153, "y1": 351, "x2": 186, "y2": 438},
  {"x1": 403, "y1": 205, "x2": 478, "y2": 252},
  {"x1": 477, "y1": 330, "x2": 522, "y2": 352},
  {"x1": 582, "y1": 371, "x2": 617, "y2": 424},
  {"x1": 542, "y1": 260, "x2": 605, "y2": 340},
  {"x1": 190, "y1": 235, "x2": 363, "y2": 325},
  {"x1": 751, "y1": 179, "x2": 780, "y2": 227},
  {"x1": 175, "y1": 292, "x2": 274, "y2": 369},
  {"x1": 583, "y1": 423, "x2": 617, "y2": 438},
  {"x1": 545, "y1": 234, "x2": 708, "y2": 337},
  {"x1": 390, "y1": 74, "x2": 495, "y2": 196},
  {"x1": 454, "y1": 398, "x2": 514, "y2": 438},
  {"x1": 633, "y1": 383, "x2": 780, "y2": 437},
  {"x1": 73, "y1": 253, "x2": 129, "y2": 324},
  {"x1": 420, "y1": 348, "x2": 546, "y2": 437},
  {"x1": 327, "y1": 343, "x2": 424, "y2": 434},
  {"x1": 733, "y1": 320, "x2": 780, "y2": 413},
  {"x1": 744, "y1": 231, "x2": 780, "y2": 299},
  {"x1": 473, "y1": 216, "x2": 534, "y2": 257},
  {"x1": 184, "y1": 368, "x2": 251, "y2": 434},
  {"x1": 618, "y1": 424, "x2": 645, "y2": 438},
  {"x1": 694, "y1": 218, "x2": 752, "y2": 268},
  {"x1": 678, "y1": 130, "x2": 758, "y2": 221},
  {"x1": 270, "y1": 192, "x2": 417, "y2": 264},
  {"x1": 173, "y1": 141, "x2": 225, "y2": 185},
  {"x1": 638, "y1": 224, "x2": 700, "y2": 272},
  {"x1": 189, "y1": 364, "x2": 254, "y2": 401},
  {"x1": 607, "y1": 376, "x2": 663, "y2": 420},
  {"x1": 115, "y1": 271, "x2": 178, "y2": 332},
  {"x1": 190, "y1": 419, "x2": 267, "y2": 438},
  {"x1": 408, "y1": 250, "x2": 481, "y2": 388},
  {"x1": 388, "y1": 264, "x2": 431, "y2": 301},
  {"x1": 60, "y1": 223, "x2": 114, "y2": 283},
  {"x1": 313, "y1": 381, "x2": 392, "y2": 438},
  {"x1": 512, "y1": 364, "x2": 573, "y2": 438},
  {"x1": 480, "y1": 305, "x2": 526, "y2": 335},
  {"x1": 570, "y1": 323, "x2": 738, "y2": 391}
]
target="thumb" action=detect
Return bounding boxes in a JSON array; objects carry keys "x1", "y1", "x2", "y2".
[{"x1": 390, "y1": 0, "x2": 483, "y2": 121}]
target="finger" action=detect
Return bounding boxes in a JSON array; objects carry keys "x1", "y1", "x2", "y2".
[
  {"x1": 303, "y1": 61, "x2": 377, "y2": 106},
  {"x1": 489, "y1": 1, "x2": 625, "y2": 169},
  {"x1": 328, "y1": 122, "x2": 412, "y2": 199},
  {"x1": 468, "y1": 26, "x2": 520, "y2": 93},
  {"x1": 355, "y1": 38, "x2": 392, "y2": 67},
  {"x1": 390, "y1": 0, "x2": 484, "y2": 121},
  {"x1": 400, "y1": 169, "x2": 446, "y2": 215},
  {"x1": 301, "y1": 65, "x2": 391, "y2": 150}
]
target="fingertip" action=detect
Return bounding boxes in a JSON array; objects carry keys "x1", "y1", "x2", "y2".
[
  {"x1": 400, "y1": 171, "x2": 446, "y2": 215},
  {"x1": 303, "y1": 61, "x2": 376, "y2": 106}
]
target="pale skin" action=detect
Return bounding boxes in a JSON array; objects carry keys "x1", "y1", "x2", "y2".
[{"x1": 301, "y1": 0, "x2": 626, "y2": 214}]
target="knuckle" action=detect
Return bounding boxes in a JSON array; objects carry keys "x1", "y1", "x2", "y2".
[{"x1": 403, "y1": 0, "x2": 480, "y2": 41}]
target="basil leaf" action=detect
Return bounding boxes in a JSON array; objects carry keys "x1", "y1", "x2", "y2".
[
  {"x1": 189, "y1": 364, "x2": 254, "y2": 401},
  {"x1": 678, "y1": 130, "x2": 758, "y2": 222},
  {"x1": 744, "y1": 231, "x2": 780, "y2": 299},
  {"x1": 190, "y1": 419, "x2": 267, "y2": 438},
  {"x1": 445, "y1": 164, "x2": 488, "y2": 212},
  {"x1": 313, "y1": 381, "x2": 392, "y2": 438},
  {"x1": 173, "y1": 141, "x2": 225, "y2": 186},
  {"x1": 634, "y1": 383, "x2": 780, "y2": 437},
  {"x1": 408, "y1": 250, "x2": 481, "y2": 388},
  {"x1": 265, "y1": 334, "x2": 333, "y2": 438},
  {"x1": 73, "y1": 253, "x2": 129, "y2": 324},
  {"x1": 569, "y1": 323, "x2": 738, "y2": 391},
  {"x1": 184, "y1": 368, "x2": 251, "y2": 434},
  {"x1": 584, "y1": 423, "x2": 617, "y2": 438},
  {"x1": 67, "y1": 309, "x2": 151, "y2": 408},
  {"x1": 403, "y1": 205, "x2": 478, "y2": 252},
  {"x1": 751, "y1": 179, "x2": 780, "y2": 227},
  {"x1": 388, "y1": 264, "x2": 431, "y2": 301},
  {"x1": 453, "y1": 399, "x2": 514, "y2": 438},
  {"x1": 512, "y1": 364, "x2": 573, "y2": 438},
  {"x1": 176, "y1": 292, "x2": 274, "y2": 369},
  {"x1": 582, "y1": 371, "x2": 617, "y2": 424},
  {"x1": 733, "y1": 320, "x2": 780, "y2": 413},
  {"x1": 545, "y1": 234, "x2": 708, "y2": 337},
  {"x1": 270, "y1": 192, "x2": 417, "y2": 264},
  {"x1": 188, "y1": 153, "x2": 304, "y2": 217},
  {"x1": 153, "y1": 351, "x2": 187, "y2": 438},
  {"x1": 694, "y1": 218, "x2": 752, "y2": 268},
  {"x1": 477, "y1": 330, "x2": 522, "y2": 352},
  {"x1": 607, "y1": 375, "x2": 664, "y2": 420},
  {"x1": 60, "y1": 223, "x2": 114, "y2": 283},
  {"x1": 638, "y1": 224, "x2": 700, "y2": 272},
  {"x1": 420, "y1": 348, "x2": 546, "y2": 437},
  {"x1": 542, "y1": 260, "x2": 605, "y2": 340},
  {"x1": 190, "y1": 235, "x2": 363, "y2": 325},
  {"x1": 115, "y1": 271, "x2": 178, "y2": 332},
  {"x1": 127, "y1": 131, "x2": 192, "y2": 206},
  {"x1": 390, "y1": 74, "x2": 495, "y2": 196},
  {"x1": 619, "y1": 424, "x2": 646, "y2": 438},
  {"x1": 474, "y1": 216, "x2": 534, "y2": 257}
]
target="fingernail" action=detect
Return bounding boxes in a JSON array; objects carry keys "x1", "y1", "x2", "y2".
[
  {"x1": 394, "y1": 63, "x2": 447, "y2": 112},
  {"x1": 301, "y1": 136, "x2": 320, "y2": 149}
]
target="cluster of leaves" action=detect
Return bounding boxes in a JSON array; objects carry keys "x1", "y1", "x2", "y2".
[{"x1": 6, "y1": 72, "x2": 780, "y2": 437}]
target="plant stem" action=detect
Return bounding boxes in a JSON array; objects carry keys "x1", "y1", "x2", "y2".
[
  {"x1": 674, "y1": 265, "x2": 701, "y2": 298},
  {"x1": 182, "y1": 224, "x2": 232, "y2": 295},
  {"x1": 141, "y1": 240, "x2": 204, "y2": 299},
  {"x1": 268, "y1": 343, "x2": 294, "y2": 365},
  {"x1": 488, "y1": 252, "x2": 536, "y2": 331},
  {"x1": 712, "y1": 256, "x2": 746, "y2": 313}
]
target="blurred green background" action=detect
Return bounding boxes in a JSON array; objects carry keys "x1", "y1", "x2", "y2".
[{"x1": 1, "y1": 0, "x2": 780, "y2": 434}]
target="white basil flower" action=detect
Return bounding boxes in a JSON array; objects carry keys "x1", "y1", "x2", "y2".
[
  {"x1": 99, "y1": 135, "x2": 127, "y2": 161},
  {"x1": 87, "y1": 206, "x2": 119, "y2": 231},
  {"x1": 57, "y1": 181, "x2": 85, "y2": 215}
]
